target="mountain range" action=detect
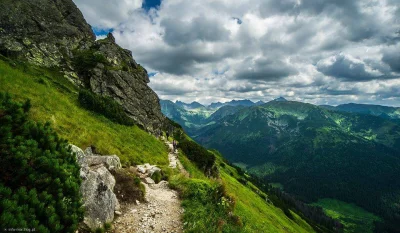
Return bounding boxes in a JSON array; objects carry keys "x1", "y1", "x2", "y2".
[{"x1": 161, "y1": 99, "x2": 400, "y2": 232}]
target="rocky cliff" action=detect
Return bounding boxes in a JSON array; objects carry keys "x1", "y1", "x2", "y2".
[{"x1": 0, "y1": 0, "x2": 165, "y2": 132}]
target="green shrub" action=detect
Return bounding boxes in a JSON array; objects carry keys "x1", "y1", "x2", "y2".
[
  {"x1": 103, "y1": 222, "x2": 111, "y2": 231},
  {"x1": 95, "y1": 227, "x2": 105, "y2": 233},
  {"x1": 112, "y1": 169, "x2": 145, "y2": 203},
  {"x1": 169, "y1": 176, "x2": 242, "y2": 232},
  {"x1": 134, "y1": 177, "x2": 141, "y2": 185},
  {"x1": 72, "y1": 49, "x2": 107, "y2": 77},
  {"x1": 0, "y1": 93, "x2": 83, "y2": 233},
  {"x1": 78, "y1": 89, "x2": 135, "y2": 126},
  {"x1": 179, "y1": 139, "x2": 217, "y2": 177},
  {"x1": 151, "y1": 171, "x2": 162, "y2": 184}
]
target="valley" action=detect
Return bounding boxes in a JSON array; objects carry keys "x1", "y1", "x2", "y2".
[{"x1": 162, "y1": 98, "x2": 400, "y2": 232}]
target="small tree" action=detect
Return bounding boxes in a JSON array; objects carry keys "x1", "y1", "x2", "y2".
[{"x1": 0, "y1": 93, "x2": 83, "y2": 233}]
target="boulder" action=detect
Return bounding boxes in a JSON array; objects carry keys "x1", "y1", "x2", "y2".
[
  {"x1": 84, "y1": 147, "x2": 94, "y2": 156},
  {"x1": 70, "y1": 144, "x2": 86, "y2": 166},
  {"x1": 137, "y1": 166, "x2": 146, "y2": 174},
  {"x1": 80, "y1": 166, "x2": 118, "y2": 230},
  {"x1": 70, "y1": 144, "x2": 121, "y2": 231},
  {"x1": 147, "y1": 166, "x2": 161, "y2": 177},
  {"x1": 144, "y1": 177, "x2": 155, "y2": 185},
  {"x1": 84, "y1": 155, "x2": 121, "y2": 170}
]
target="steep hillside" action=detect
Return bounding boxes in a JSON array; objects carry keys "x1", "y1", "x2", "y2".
[
  {"x1": 0, "y1": 0, "x2": 165, "y2": 132},
  {"x1": 0, "y1": 58, "x2": 168, "y2": 166},
  {"x1": 194, "y1": 101, "x2": 400, "y2": 232},
  {"x1": 207, "y1": 105, "x2": 246, "y2": 123}
]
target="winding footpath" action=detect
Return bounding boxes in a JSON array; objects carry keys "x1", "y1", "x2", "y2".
[{"x1": 113, "y1": 140, "x2": 186, "y2": 233}]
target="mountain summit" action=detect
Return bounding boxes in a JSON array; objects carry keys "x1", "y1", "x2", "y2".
[{"x1": 273, "y1": 97, "x2": 288, "y2": 102}]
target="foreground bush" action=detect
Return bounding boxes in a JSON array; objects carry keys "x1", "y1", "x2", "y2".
[
  {"x1": 179, "y1": 139, "x2": 218, "y2": 177},
  {"x1": 169, "y1": 175, "x2": 241, "y2": 232},
  {"x1": 78, "y1": 89, "x2": 135, "y2": 126},
  {"x1": 72, "y1": 49, "x2": 107, "y2": 77},
  {"x1": 0, "y1": 93, "x2": 83, "y2": 233}
]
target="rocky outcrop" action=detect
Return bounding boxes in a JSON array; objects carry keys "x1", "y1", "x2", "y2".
[
  {"x1": 0, "y1": 0, "x2": 94, "y2": 67},
  {"x1": 70, "y1": 145, "x2": 121, "y2": 231},
  {"x1": 85, "y1": 33, "x2": 165, "y2": 132},
  {"x1": 0, "y1": 0, "x2": 166, "y2": 132}
]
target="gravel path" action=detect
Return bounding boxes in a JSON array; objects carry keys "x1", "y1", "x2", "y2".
[
  {"x1": 113, "y1": 181, "x2": 183, "y2": 233},
  {"x1": 113, "y1": 140, "x2": 186, "y2": 233}
]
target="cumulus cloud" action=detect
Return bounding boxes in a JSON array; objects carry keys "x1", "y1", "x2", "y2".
[
  {"x1": 161, "y1": 17, "x2": 231, "y2": 46},
  {"x1": 316, "y1": 54, "x2": 384, "y2": 81},
  {"x1": 73, "y1": 0, "x2": 400, "y2": 106},
  {"x1": 235, "y1": 57, "x2": 298, "y2": 81},
  {"x1": 73, "y1": 0, "x2": 143, "y2": 29},
  {"x1": 382, "y1": 45, "x2": 400, "y2": 73}
]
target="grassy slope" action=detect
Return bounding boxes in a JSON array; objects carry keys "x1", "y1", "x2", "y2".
[
  {"x1": 217, "y1": 157, "x2": 314, "y2": 233},
  {"x1": 313, "y1": 199, "x2": 381, "y2": 233},
  {"x1": 0, "y1": 59, "x2": 168, "y2": 166},
  {"x1": 173, "y1": 148, "x2": 315, "y2": 233}
]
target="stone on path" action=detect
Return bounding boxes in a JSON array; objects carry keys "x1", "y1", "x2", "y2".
[{"x1": 144, "y1": 177, "x2": 155, "y2": 184}]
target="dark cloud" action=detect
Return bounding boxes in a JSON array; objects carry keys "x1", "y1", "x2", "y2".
[
  {"x1": 260, "y1": 0, "x2": 382, "y2": 43},
  {"x1": 317, "y1": 54, "x2": 384, "y2": 81},
  {"x1": 134, "y1": 43, "x2": 238, "y2": 75},
  {"x1": 320, "y1": 88, "x2": 361, "y2": 96},
  {"x1": 235, "y1": 57, "x2": 298, "y2": 81},
  {"x1": 382, "y1": 48, "x2": 400, "y2": 73},
  {"x1": 161, "y1": 17, "x2": 230, "y2": 46}
]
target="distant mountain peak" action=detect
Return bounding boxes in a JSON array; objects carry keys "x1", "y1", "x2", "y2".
[
  {"x1": 273, "y1": 97, "x2": 288, "y2": 102},
  {"x1": 175, "y1": 100, "x2": 205, "y2": 109},
  {"x1": 255, "y1": 100, "x2": 265, "y2": 105}
]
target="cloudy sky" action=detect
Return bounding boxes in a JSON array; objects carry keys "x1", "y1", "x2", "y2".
[{"x1": 73, "y1": 0, "x2": 400, "y2": 106}]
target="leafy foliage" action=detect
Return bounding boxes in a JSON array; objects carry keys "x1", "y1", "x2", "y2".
[
  {"x1": 178, "y1": 138, "x2": 217, "y2": 177},
  {"x1": 0, "y1": 93, "x2": 83, "y2": 233},
  {"x1": 78, "y1": 89, "x2": 134, "y2": 126},
  {"x1": 169, "y1": 175, "x2": 242, "y2": 233},
  {"x1": 72, "y1": 49, "x2": 107, "y2": 77},
  {"x1": 151, "y1": 170, "x2": 162, "y2": 184}
]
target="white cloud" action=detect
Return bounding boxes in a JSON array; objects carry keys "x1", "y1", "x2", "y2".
[
  {"x1": 73, "y1": 0, "x2": 400, "y2": 106},
  {"x1": 73, "y1": 0, "x2": 143, "y2": 29}
]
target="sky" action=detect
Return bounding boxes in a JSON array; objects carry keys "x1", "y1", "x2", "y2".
[{"x1": 73, "y1": 0, "x2": 400, "y2": 106}]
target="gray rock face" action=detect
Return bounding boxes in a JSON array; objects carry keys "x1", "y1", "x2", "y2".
[
  {"x1": 86, "y1": 34, "x2": 165, "y2": 132},
  {"x1": 0, "y1": 0, "x2": 166, "y2": 133},
  {"x1": 137, "y1": 163, "x2": 161, "y2": 176},
  {"x1": 70, "y1": 145, "x2": 121, "y2": 230},
  {"x1": 0, "y1": 0, "x2": 94, "y2": 67}
]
